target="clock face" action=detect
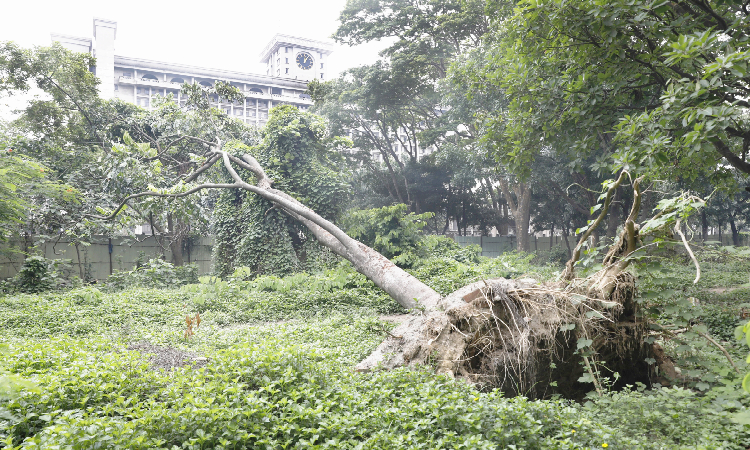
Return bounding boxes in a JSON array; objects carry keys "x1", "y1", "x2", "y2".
[{"x1": 296, "y1": 52, "x2": 314, "y2": 70}]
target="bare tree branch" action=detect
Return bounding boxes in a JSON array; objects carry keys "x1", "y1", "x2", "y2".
[{"x1": 87, "y1": 183, "x2": 241, "y2": 221}]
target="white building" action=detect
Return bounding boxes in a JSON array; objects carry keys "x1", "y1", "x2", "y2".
[{"x1": 52, "y1": 18, "x2": 333, "y2": 128}]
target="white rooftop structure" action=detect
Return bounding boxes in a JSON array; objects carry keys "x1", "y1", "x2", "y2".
[
  {"x1": 260, "y1": 34, "x2": 333, "y2": 81},
  {"x1": 52, "y1": 19, "x2": 334, "y2": 128}
]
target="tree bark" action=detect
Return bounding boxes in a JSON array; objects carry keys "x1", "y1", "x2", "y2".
[
  {"x1": 730, "y1": 216, "x2": 739, "y2": 246},
  {"x1": 497, "y1": 178, "x2": 531, "y2": 251},
  {"x1": 550, "y1": 223, "x2": 555, "y2": 250},
  {"x1": 561, "y1": 220, "x2": 572, "y2": 258},
  {"x1": 606, "y1": 187, "x2": 621, "y2": 240},
  {"x1": 167, "y1": 213, "x2": 185, "y2": 267}
]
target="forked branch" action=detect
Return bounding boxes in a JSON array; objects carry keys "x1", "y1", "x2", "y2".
[
  {"x1": 562, "y1": 171, "x2": 630, "y2": 280},
  {"x1": 91, "y1": 138, "x2": 441, "y2": 311}
]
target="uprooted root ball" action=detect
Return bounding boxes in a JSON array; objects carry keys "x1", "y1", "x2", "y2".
[{"x1": 357, "y1": 274, "x2": 654, "y2": 400}]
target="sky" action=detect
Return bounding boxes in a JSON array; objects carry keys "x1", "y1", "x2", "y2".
[{"x1": 0, "y1": 0, "x2": 388, "y2": 79}]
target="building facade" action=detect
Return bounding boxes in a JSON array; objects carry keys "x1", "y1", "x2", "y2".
[{"x1": 52, "y1": 19, "x2": 332, "y2": 128}]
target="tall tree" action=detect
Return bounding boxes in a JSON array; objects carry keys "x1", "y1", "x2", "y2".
[
  {"x1": 0, "y1": 42, "x2": 259, "y2": 265},
  {"x1": 479, "y1": 0, "x2": 750, "y2": 181},
  {"x1": 310, "y1": 0, "x2": 491, "y2": 216}
]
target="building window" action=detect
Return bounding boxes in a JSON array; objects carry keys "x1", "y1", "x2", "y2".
[
  {"x1": 320, "y1": 73, "x2": 324, "y2": 79},
  {"x1": 171, "y1": 77, "x2": 185, "y2": 83},
  {"x1": 122, "y1": 72, "x2": 132, "y2": 78},
  {"x1": 319, "y1": 52, "x2": 322, "y2": 59},
  {"x1": 285, "y1": 58, "x2": 288, "y2": 64},
  {"x1": 320, "y1": 63, "x2": 323, "y2": 69},
  {"x1": 285, "y1": 47, "x2": 289, "y2": 53},
  {"x1": 114, "y1": 84, "x2": 118, "y2": 91},
  {"x1": 277, "y1": 69, "x2": 280, "y2": 76},
  {"x1": 285, "y1": 68, "x2": 289, "y2": 74}
]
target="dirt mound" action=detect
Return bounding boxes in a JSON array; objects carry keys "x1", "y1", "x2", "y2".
[{"x1": 127, "y1": 341, "x2": 209, "y2": 371}]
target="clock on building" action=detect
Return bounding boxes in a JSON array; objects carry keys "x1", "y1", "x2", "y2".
[{"x1": 296, "y1": 52, "x2": 314, "y2": 70}]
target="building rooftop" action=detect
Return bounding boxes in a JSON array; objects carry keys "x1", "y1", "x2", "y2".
[
  {"x1": 114, "y1": 55, "x2": 309, "y2": 89},
  {"x1": 259, "y1": 34, "x2": 334, "y2": 63}
]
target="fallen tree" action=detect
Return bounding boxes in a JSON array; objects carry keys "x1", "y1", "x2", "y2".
[{"x1": 95, "y1": 135, "x2": 683, "y2": 399}]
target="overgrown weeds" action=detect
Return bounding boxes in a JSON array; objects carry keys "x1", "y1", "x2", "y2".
[{"x1": 1, "y1": 250, "x2": 749, "y2": 448}]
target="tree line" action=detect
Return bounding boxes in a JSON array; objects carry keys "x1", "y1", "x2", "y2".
[{"x1": 1, "y1": 0, "x2": 749, "y2": 271}]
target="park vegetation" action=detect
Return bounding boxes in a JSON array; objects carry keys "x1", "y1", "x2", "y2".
[{"x1": 1, "y1": 0, "x2": 750, "y2": 448}]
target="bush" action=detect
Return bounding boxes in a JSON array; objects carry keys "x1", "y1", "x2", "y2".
[
  {"x1": 11, "y1": 256, "x2": 79, "y2": 293},
  {"x1": 700, "y1": 304, "x2": 744, "y2": 342},
  {"x1": 419, "y1": 235, "x2": 482, "y2": 264},
  {"x1": 548, "y1": 245, "x2": 569, "y2": 266},
  {"x1": 104, "y1": 258, "x2": 198, "y2": 291},
  {"x1": 343, "y1": 204, "x2": 434, "y2": 267},
  {"x1": 582, "y1": 384, "x2": 749, "y2": 449}
]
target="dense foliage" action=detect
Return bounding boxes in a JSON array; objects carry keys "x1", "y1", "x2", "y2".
[
  {"x1": 211, "y1": 106, "x2": 349, "y2": 277},
  {"x1": 1, "y1": 252, "x2": 748, "y2": 448},
  {"x1": 1, "y1": 3, "x2": 750, "y2": 448},
  {"x1": 343, "y1": 204, "x2": 434, "y2": 267}
]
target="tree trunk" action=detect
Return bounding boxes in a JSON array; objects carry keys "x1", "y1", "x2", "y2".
[
  {"x1": 497, "y1": 178, "x2": 531, "y2": 251},
  {"x1": 561, "y1": 221, "x2": 572, "y2": 258},
  {"x1": 550, "y1": 223, "x2": 555, "y2": 250},
  {"x1": 500, "y1": 202, "x2": 509, "y2": 235},
  {"x1": 225, "y1": 151, "x2": 441, "y2": 310},
  {"x1": 701, "y1": 209, "x2": 709, "y2": 241},
  {"x1": 606, "y1": 188, "x2": 621, "y2": 240},
  {"x1": 730, "y1": 216, "x2": 739, "y2": 246},
  {"x1": 167, "y1": 213, "x2": 185, "y2": 266}
]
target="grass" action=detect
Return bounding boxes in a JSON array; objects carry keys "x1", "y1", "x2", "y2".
[{"x1": 1, "y1": 252, "x2": 750, "y2": 449}]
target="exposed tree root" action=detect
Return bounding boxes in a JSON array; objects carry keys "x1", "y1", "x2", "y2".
[
  {"x1": 356, "y1": 173, "x2": 674, "y2": 399},
  {"x1": 356, "y1": 273, "x2": 653, "y2": 399}
]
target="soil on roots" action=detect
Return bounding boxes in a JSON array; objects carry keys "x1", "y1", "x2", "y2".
[{"x1": 357, "y1": 274, "x2": 655, "y2": 400}]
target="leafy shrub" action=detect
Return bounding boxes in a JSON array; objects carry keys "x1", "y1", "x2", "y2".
[
  {"x1": 700, "y1": 304, "x2": 744, "y2": 342},
  {"x1": 2, "y1": 254, "x2": 749, "y2": 448},
  {"x1": 583, "y1": 384, "x2": 749, "y2": 449},
  {"x1": 11, "y1": 256, "x2": 79, "y2": 293},
  {"x1": 547, "y1": 245, "x2": 569, "y2": 265},
  {"x1": 408, "y1": 252, "x2": 537, "y2": 296},
  {"x1": 419, "y1": 235, "x2": 482, "y2": 264},
  {"x1": 3, "y1": 338, "x2": 743, "y2": 449},
  {"x1": 104, "y1": 258, "x2": 198, "y2": 291},
  {"x1": 344, "y1": 204, "x2": 434, "y2": 267}
]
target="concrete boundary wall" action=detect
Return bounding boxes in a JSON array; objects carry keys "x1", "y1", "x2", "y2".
[
  {"x1": 0, "y1": 235, "x2": 214, "y2": 280},
  {"x1": 454, "y1": 234, "x2": 750, "y2": 258},
  {"x1": 1, "y1": 233, "x2": 746, "y2": 280}
]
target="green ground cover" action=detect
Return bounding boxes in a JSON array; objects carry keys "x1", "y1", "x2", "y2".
[{"x1": 1, "y1": 252, "x2": 749, "y2": 449}]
